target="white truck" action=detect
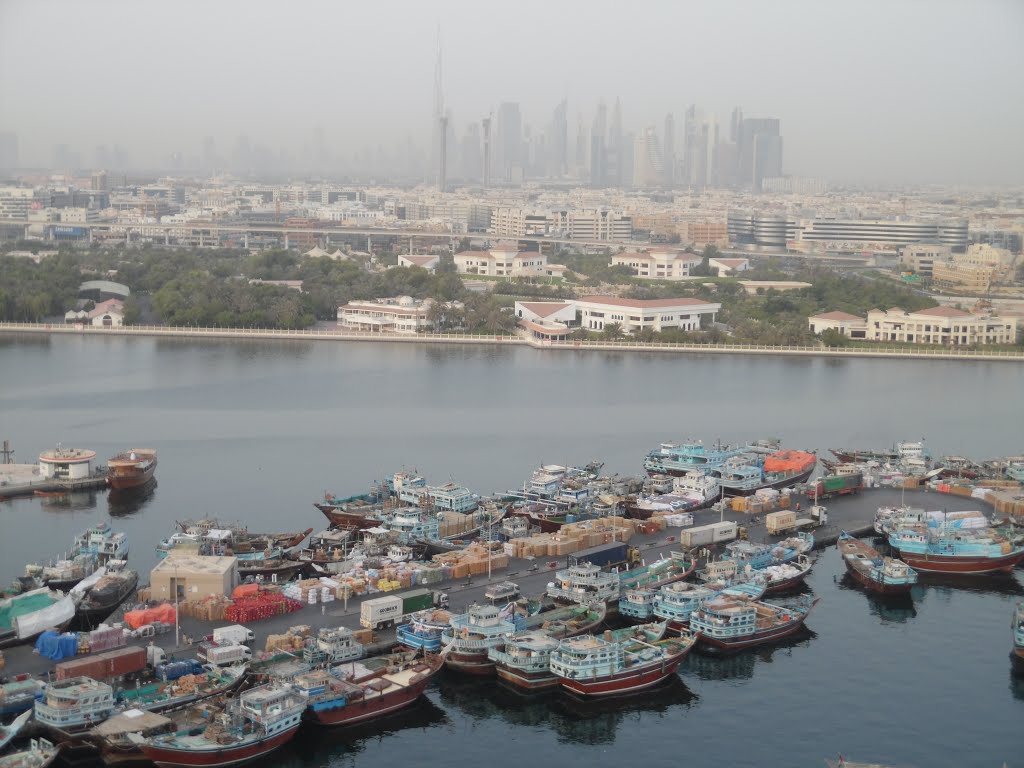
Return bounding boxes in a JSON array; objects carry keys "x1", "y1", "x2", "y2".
[
  {"x1": 360, "y1": 596, "x2": 404, "y2": 630},
  {"x1": 211, "y1": 624, "x2": 255, "y2": 646},
  {"x1": 200, "y1": 644, "x2": 252, "y2": 667}
]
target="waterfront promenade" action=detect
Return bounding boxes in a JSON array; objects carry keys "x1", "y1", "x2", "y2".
[{"x1": 2, "y1": 321, "x2": 1022, "y2": 362}]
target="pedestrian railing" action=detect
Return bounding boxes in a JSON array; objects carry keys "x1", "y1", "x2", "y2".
[{"x1": 0, "y1": 321, "x2": 1021, "y2": 360}]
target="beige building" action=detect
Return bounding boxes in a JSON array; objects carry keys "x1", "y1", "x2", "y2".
[
  {"x1": 610, "y1": 248, "x2": 702, "y2": 280},
  {"x1": 575, "y1": 295, "x2": 721, "y2": 334},
  {"x1": 808, "y1": 311, "x2": 867, "y2": 338},
  {"x1": 738, "y1": 280, "x2": 812, "y2": 295},
  {"x1": 682, "y1": 220, "x2": 729, "y2": 248},
  {"x1": 898, "y1": 244, "x2": 950, "y2": 276},
  {"x1": 865, "y1": 306, "x2": 1017, "y2": 345},
  {"x1": 337, "y1": 296, "x2": 436, "y2": 333},
  {"x1": 150, "y1": 553, "x2": 239, "y2": 601},
  {"x1": 930, "y1": 261, "x2": 998, "y2": 292},
  {"x1": 455, "y1": 246, "x2": 564, "y2": 278}
]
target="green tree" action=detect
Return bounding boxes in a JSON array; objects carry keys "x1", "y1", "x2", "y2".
[{"x1": 602, "y1": 322, "x2": 624, "y2": 340}]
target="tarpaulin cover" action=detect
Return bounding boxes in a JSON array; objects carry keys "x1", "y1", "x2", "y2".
[
  {"x1": 34, "y1": 629, "x2": 79, "y2": 661},
  {"x1": 231, "y1": 584, "x2": 259, "y2": 599},
  {"x1": 124, "y1": 603, "x2": 177, "y2": 629},
  {"x1": 764, "y1": 451, "x2": 816, "y2": 473}
]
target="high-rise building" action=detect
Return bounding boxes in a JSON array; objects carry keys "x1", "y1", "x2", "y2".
[
  {"x1": 497, "y1": 102, "x2": 522, "y2": 181},
  {"x1": 633, "y1": 126, "x2": 665, "y2": 188},
  {"x1": 550, "y1": 99, "x2": 568, "y2": 177},
  {"x1": 90, "y1": 170, "x2": 108, "y2": 192},
  {"x1": 683, "y1": 106, "x2": 708, "y2": 189},
  {"x1": 590, "y1": 101, "x2": 608, "y2": 187},
  {"x1": 481, "y1": 116, "x2": 492, "y2": 187},
  {"x1": 730, "y1": 107, "x2": 743, "y2": 143},
  {"x1": 607, "y1": 98, "x2": 622, "y2": 187},
  {"x1": 738, "y1": 117, "x2": 782, "y2": 191},
  {"x1": 0, "y1": 132, "x2": 18, "y2": 171},
  {"x1": 663, "y1": 113, "x2": 675, "y2": 188},
  {"x1": 430, "y1": 32, "x2": 444, "y2": 186},
  {"x1": 575, "y1": 113, "x2": 587, "y2": 178}
]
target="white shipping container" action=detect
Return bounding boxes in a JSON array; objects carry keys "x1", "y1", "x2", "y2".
[
  {"x1": 711, "y1": 521, "x2": 738, "y2": 542},
  {"x1": 679, "y1": 524, "x2": 717, "y2": 548}
]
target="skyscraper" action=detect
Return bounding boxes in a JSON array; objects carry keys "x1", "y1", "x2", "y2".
[
  {"x1": 496, "y1": 102, "x2": 522, "y2": 181},
  {"x1": 633, "y1": 126, "x2": 664, "y2": 188},
  {"x1": 663, "y1": 113, "x2": 675, "y2": 188},
  {"x1": 550, "y1": 99, "x2": 568, "y2": 177},
  {"x1": 738, "y1": 117, "x2": 782, "y2": 190},
  {"x1": 607, "y1": 98, "x2": 622, "y2": 187},
  {"x1": 683, "y1": 106, "x2": 707, "y2": 189},
  {"x1": 430, "y1": 31, "x2": 444, "y2": 186},
  {"x1": 575, "y1": 113, "x2": 587, "y2": 178},
  {"x1": 590, "y1": 101, "x2": 607, "y2": 187}
]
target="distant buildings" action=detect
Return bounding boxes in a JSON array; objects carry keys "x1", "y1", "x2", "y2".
[
  {"x1": 808, "y1": 306, "x2": 1018, "y2": 346},
  {"x1": 454, "y1": 245, "x2": 565, "y2": 278},
  {"x1": 610, "y1": 248, "x2": 701, "y2": 280},
  {"x1": 729, "y1": 211, "x2": 970, "y2": 253},
  {"x1": 489, "y1": 207, "x2": 632, "y2": 242},
  {"x1": 337, "y1": 296, "x2": 437, "y2": 333},
  {"x1": 396, "y1": 254, "x2": 440, "y2": 272},
  {"x1": 514, "y1": 295, "x2": 721, "y2": 337}
]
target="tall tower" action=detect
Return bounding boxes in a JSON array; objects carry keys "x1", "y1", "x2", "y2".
[
  {"x1": 663, "y1": 113, "x2": 675, "y2": 189},
  {"x1": 430, "y1": 28, "x2": 444, "y2": 185},
  {"x1": 481, "y1": 116, "x2": 492, "y2": 187},
  {"x1": 438, "y1": 115, "x2": 448, "y2": 192}
]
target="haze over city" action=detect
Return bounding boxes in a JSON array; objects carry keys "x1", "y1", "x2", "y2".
[{"x1": 1, "y1": 0, "x2": 1022, "y2": 186}]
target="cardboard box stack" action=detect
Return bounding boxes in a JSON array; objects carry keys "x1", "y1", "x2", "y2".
[{"x1": 432, "y1": 542, "x2": 509, "y2": 578}]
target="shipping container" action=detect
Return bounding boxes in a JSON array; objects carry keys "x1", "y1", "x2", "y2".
[
  {"x1": 399, "y1": 589, "x2": 434, "y2": 614},
  {"x1": 810, "y1": 472, "x2": 864, "y2": 499},
  {"x1": 360, "y1": 596, "x2": 403, "y2": 629},
  {"x1": 202, "y1": 644, "x2": 252, "y2": 666},
  {"x1": 766, "y1": 510, "x2": 798, "y2": 535},
  {"x1": 711, "y1": 521, "x2": 738, "y2": 542},
  {"x1": 55, "y1": 646, "x2": 146, "y2": 682},
  {"x1": 679, "y1": 524, "x2": 717, "y2": 548},
  {"x1": 569, "y1": 542, "x2": 628, "y2": 568}
]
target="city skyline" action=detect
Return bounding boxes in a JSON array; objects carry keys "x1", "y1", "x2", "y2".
[{"x1": 0, "y1": 0, "x2": 1022, "y2": 185}]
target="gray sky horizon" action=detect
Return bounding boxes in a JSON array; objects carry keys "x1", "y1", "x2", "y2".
[{"x1": 1, "y1": 0, "x2": 1022, "y2": 186}]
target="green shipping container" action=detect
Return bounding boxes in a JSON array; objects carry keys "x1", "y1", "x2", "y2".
[{"x1": 400, "y1": 588, "x2": 433, "y2": 613}]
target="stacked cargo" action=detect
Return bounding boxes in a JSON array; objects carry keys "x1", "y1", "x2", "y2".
[
  {"x1": 223, "y1": 592, "x2": 303, "y2": 624},
  {"x1": 431, "y1": 542, "x2": 510, "y2": 579},
  {"x1": 178, "y1": 595, "x2": 232, "y2": 621},
  {"x1": 264, "y1": 625, "x2": 312, "y2": 654},
  {"x1": 733, "y1": 489, "x2": 791, "y2": 514},
  {"x1": 77, "y1": 625, "x2": 128, "y2": 654}
]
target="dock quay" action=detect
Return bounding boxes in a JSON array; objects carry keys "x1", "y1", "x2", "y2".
[
  {"x1": 0, "y1": 487, "x2": 986, "y2": 683},
  {"x1": 0, "y1": 451, "x2": 109, "y2": 500}
]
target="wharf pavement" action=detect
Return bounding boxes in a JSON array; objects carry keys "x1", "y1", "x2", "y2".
[{"x1": 0, "y1": 487, "x2": 988, "y2": 680}]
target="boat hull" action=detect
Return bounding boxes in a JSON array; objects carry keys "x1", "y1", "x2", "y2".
[
  {"x1": 494, "y1": 666, "x2": 559, "y2": 691},
  {"x1": 843, "y1": 563, "x2": 915, "y2": 595},
  {"x1": 108, "y1": 455, "x2": 157, "y2": 491},
  {"x1": 557, "y1": 653, "x2": 689, "y2": 697},
  {"x1": 763, "y1": 569, "x2": 811, "y2": 595},
  {"x1": 894, "y1": 549, "x2": 1024, "y2": 575},
  {"x1": 721, "y1": 466, "x2": 815, "y2": 497},
  {"x1": 314, "y1": 506, "x2": 384, "y2": 530},
  {"x1": 444, "y1": 650, "x2": 497, "y2": 676},
  {"x1": 137, "y1": 724, "x2": 299, "y2": 768},
  {"x1": 696, "y1": 617, "x2": 809, "y2": 655},
  {"x1": 304, "y1": 676, "x2": 432, "y2": 727}
]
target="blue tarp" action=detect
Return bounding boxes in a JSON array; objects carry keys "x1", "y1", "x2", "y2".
[{"x1": 34, "y1": 630, "x2": 78, "y2": 661}]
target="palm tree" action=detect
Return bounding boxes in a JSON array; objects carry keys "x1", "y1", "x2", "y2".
[{"x1": 603, "y1": 322, "x2": 624, "y2": 340}]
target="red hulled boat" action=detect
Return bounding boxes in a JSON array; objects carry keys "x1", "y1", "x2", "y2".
[
  {"x1": 294, "y1": 652, "x2": 441, "y2": 726},
  {"x1": 107, "y1": 450, "x2": 157, "y2": 490}
]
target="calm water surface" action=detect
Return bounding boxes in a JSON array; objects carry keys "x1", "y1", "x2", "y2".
[{"x1": 1, "y1": 335, "x2": 1022, "y2": 767}]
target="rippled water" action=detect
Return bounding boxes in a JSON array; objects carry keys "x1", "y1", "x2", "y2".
[{"x1": 1, "y1": 335, "x2": 1022, "y2": 767}]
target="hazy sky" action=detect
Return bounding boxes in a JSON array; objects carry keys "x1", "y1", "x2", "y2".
[{"x1": 1, "y1": 0, "x2": 1022, "y2": 185}]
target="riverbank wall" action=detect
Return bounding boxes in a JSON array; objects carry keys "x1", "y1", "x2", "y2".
[{"x1": 2, "y1": 322, "x2": 1023, "y2": 362}]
